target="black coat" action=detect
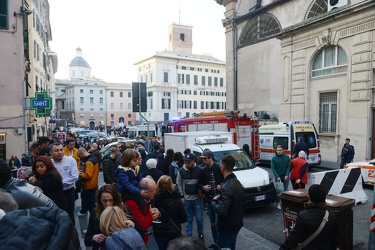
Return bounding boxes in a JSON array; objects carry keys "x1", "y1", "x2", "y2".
[
  {"x1": 0, "y1": 207, "x2": 80, "y2": 250},
  {"x1": 34, "y1": 171, "x2": 68, "y2": 211},
  {"x1": 201, "y1": 162, "x2": 224, "y2": 199},
  {"x1": 102, "y1": 154, "x2": 118, "y2": 184},
  {"x1": 211, "y1": 173, "x2": 243, "y2": 233},
  {"x1": 143, "y1": 168, "x2": 164, "y2": 183},
  {"x1": 153, "y1": 189, "x2": 187, "y2": 238},
  {"x1": 2, "y1": 177, "x2": 57, "y2": 209},
  {"x1": 280, "y1": 204, "x2": 338, "y2": 250}
]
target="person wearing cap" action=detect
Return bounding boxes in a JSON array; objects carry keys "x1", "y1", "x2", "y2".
[
  {"x1": 290, "y1": 151, "x2": 308, "y2": 190},
  {"x1": 176, "y1": 153, "x2": 205, "y2": 241},
  {"x1": 102, "y1": 146, "x2": 121, "y2": 185},
  {"x1": 143, "y1": 158, "x2": 163, "y2": 183},
  {"x1": 200, "y1": 150, "x2": 224, "y2": 244}
]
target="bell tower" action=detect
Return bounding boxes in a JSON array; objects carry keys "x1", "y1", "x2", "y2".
[{"x1": 168, "y1": 23, "x2": 193, "y2": 54}]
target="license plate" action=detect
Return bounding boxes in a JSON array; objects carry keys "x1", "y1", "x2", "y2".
[{"x1": 254, "y1": 195, "x2": 266, "y2": 201}]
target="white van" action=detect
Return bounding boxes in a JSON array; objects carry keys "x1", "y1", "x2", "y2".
[{"x1": 259, "y1": 121, "x2": 321, "y2": 166}]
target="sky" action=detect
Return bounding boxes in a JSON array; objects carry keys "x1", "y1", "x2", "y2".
[{"x1": 48, "y1": 0, "x2": 227, "y2": 83}]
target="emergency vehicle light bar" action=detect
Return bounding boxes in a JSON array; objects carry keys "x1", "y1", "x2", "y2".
[{"x1": 195, "y1": 136, "x2": 229, "y2": 145}]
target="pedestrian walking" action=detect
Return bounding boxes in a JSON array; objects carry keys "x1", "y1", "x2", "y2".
[
  {"x1": 340, "y1": 138, "x2": 355, "y2": 169},
  {"x1": 292, "y1": 136, "x2": 309, "y2": 159},
  {"x1": 271, "y1": 145, "x2": 291, "y2": 209},
  {"x1": 290, "y1": 151, "x2": 308, "y2": 189},
  {"x1": 211, "y1": 154, "x2": 243, "y2": 250},
  {"x1": 176, "y1": 153, "x2": 205, "y2": 241}
]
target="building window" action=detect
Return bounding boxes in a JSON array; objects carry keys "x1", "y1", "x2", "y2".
[
  {"x1": 194, "y1": 101, "x2": 197, "y2": 109},
  {"x1": 312, "y1": 46, "x2": 347, "y2": 77},
  {"x1": 80, "y1": 97, "x2": 84, "y2": 104},
  {"x1": 100, "y1": 98, "x2": 103, "y2": 104},
  {"x1": 186, "y1": 74, "x2": 190, "y2": 85},
  {"x1": 120, "y1": 103, "x2": 123, "y2": 109},
  {"x1": 319, "y1": 92, "x2": 337, "y2": 133},
  {"x1": 90, "y1": 90, "x2": 93, "y2": 94},
  {"x1": 214, "y1": 77, "x2": 218, "y2": 87},
  {"x1": 208, "y1": 77, "x2": 212, "y2": 86},
  {"x1": 220, "y1": 78, "x2": 224, "y2": 87},
  {"x1": 163, "y1": 72, "x2": 169, "y2": 83},
  {"x1": 80, "y1": 89, "x2": 83, "y2": 94},
  {"x1": 128, "y1": 114, "x2": 132, "y2": 118},
  {"x1": 238, "y1": 14, "x2": 281, "y2": 47},
  {"x1": 305, "y1": 0, "x2": 327, "y2": 20},
  {"x1": 0, "y1": 0, "x2": 8, "y2": 29},
  {"x1": 180, "y1": 33, "x2": 185, "y2": 41},
  {"x1": 100, "y1": 90, "x2": 103, "y2": 94},
  {"x1": 201, "y1": 101, "x2": 204, "y2": 109},
  {"x1": 110, "y1": 91, "x2": 114, "y2": 97},
  {"x1": 202, "y1": 76, "x2": 206, "y2": 86},
  {"x1": 194, "y1": 75, "x2": 198, "y2": 85},
  {"x1": 128, "y1": 92, "x2": 131, "y2": 97},
  {"x1": 128, "y1": 103, "x2": 131, "y2": 109},
  {"x1": 162, "y1": 98, "x2": 170, "y2": 109},
  {"x1": 111, "y1": 103, "x2": 114, "y2": 109},
  {"x1": 90, "y1": 97, "x2": 93, "y2": 104},
  {"x1": 120, "y1": 92, "x2": 123, "y2": 97}
]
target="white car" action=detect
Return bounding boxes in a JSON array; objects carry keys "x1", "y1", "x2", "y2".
[{"x1": 345, "y1": 159, "x2": 375, "y2": 185}]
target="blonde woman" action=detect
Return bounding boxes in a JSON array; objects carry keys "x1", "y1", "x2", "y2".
[{"x1": 100, "y1": 206, "x2": 145, "y2": 250}]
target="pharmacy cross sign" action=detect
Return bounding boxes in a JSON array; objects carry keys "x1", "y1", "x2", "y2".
[{"x1": 30, "y1": 92, "x2": 52, "y2": 115}]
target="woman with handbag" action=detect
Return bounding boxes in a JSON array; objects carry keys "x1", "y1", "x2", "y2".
[{"x1": 153, "y1": 175, "x2": 188, "y2": 250}]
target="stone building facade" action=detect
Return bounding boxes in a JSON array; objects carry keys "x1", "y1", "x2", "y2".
[{"x1": 216, "y1": 0, "x2": 375, "y2": 162}]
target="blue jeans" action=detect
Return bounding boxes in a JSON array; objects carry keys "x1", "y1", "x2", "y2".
[
  {"x1": 216, "y1": 230, "x2": 240, "y2": 250},
  {"x1": 81, "y1": 187, "x2": 97, "y2": 214},
  {"x1": 276, "y1": 177, "x2": 289, "y2": 203},
  {"x1": 206, "y1": 200, "x2": 218, "y2": 243},
  {"x1": 185, "y1": 199, "x2": 204, "y2": 237}
]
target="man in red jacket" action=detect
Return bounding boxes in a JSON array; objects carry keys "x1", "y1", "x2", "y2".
[
  {"x1": 125, "y1": 177, "x2": 161, "y2": 245},
  {"x1": 290, "y1": 151, "x2": 308, "y2": 189}
]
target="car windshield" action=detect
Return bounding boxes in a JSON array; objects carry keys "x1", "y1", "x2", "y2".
[{"x1": 212, "y1": 149, "x2": 255, "y2": 171}]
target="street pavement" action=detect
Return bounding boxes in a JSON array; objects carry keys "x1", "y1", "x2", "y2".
[{"x1": 74, "y1": 172, "x2": 279, "y2": 250}]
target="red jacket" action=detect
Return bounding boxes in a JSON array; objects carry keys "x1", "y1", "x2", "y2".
[
  {"x1": 125, "y1": 199, "x2": 153, "y2": 245},
  {"x1": 290, "y1": 157, "x2": 308, "y2": 184}
]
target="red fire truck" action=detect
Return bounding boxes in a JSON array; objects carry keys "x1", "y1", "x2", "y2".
[{"x1": 166, "y1": 111, "x2": 260, "y2": 160}]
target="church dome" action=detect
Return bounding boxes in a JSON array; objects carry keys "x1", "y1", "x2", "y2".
[
  {"x1": 70, "y1": 57, "x2": 90, "y2": 67},
  {"x1": 69, "y1": 47, "x2": 91, "y2": 68}
]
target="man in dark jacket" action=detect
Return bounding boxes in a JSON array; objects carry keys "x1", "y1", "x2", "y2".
[
  {"x1": 0, "y1": 159, "x2": 57, "y2": 209},
  {"x1": 147, "y1": 143, "x2": 165, "y2": 173},
  {"x1": 199, "y1": 150, "x2": 224, "y2": 244},
  {"x1": 292, "y1": 137, "x2": 309, "y2": 159},
  {"x1": 102, "y1": 146, "x2": 120, "y2": 184},
  {"x1": 340, "y1": 138, "x2": 355, "y2": 169},
  {"x1": 176, "y1": 153, "x2": 205, "y2": 241},
  {"x1": 280, "y1": 184, "x2": 338, "y2": 250},
  {"x1": 211, "y1": 154, "x2": 243, "y2": 250}
]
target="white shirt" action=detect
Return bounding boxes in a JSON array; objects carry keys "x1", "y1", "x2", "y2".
[{"x1": 52, "y1": 156, "x2": 79, "y2": 191}]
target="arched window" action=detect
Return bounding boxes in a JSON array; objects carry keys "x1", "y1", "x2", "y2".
[
  {"x1": 312, "y1": 46, "x2": 347, "y2": 77},
  {"x1": 305, "y1": 0, "x2": 327, "y2": 20},
  {"x1": 238, "y1": 14, "x2": 281, "y2": 47},
  {"x1": 180, "y1": 33, "x2": 185, "y2": 41}
]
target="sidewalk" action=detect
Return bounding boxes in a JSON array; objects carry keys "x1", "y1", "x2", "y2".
[{"x1": 75, "y1": 172, "x2": 279, "y2": 249}]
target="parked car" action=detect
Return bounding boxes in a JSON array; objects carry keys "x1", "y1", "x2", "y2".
[{"x1": 345, "y1": 159, "x2": 375, "y2": 185}]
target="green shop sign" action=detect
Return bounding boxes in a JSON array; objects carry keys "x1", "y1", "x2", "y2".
[{"x1": 30, "y1": 92, "x2": 52, "y2": 115}]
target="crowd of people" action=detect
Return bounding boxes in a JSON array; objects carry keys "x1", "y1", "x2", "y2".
[{"x1": 0, "y1": 131, "x2": 340, "y2": 249}]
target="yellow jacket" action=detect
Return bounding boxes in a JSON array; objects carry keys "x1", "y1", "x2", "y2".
[
  {"x1": 63, "y1": 146, "x2": 80, "y2": 170},
  {"x1": 80, "y1": 159, "x2": 99, "y2": 189}
]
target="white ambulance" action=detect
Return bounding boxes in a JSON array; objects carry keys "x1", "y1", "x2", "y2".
[{"x1": 259, "y1": 121, "x2": 321, "y2": 166}]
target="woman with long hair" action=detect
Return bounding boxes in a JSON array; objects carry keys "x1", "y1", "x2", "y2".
[
  {"x1": 29, "y1": 155, "x2": 68, "y2": 211},
  {"x1": 153, "y1": 175, "x2": 187, "y2": 250},
  {"x1": 84, "y1": 184, "x2": 135, "y2": 250},
  {"x1": 100, "y1": 206, "x2": 145, "y2": 250}
]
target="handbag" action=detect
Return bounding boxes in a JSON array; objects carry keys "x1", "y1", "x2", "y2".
[
  {"x1": 275, "y1": 181, "x2": 284, "y2": 194},
  {"x1": 293, "y1": 210, "x2": 329, "y2": 250}
]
